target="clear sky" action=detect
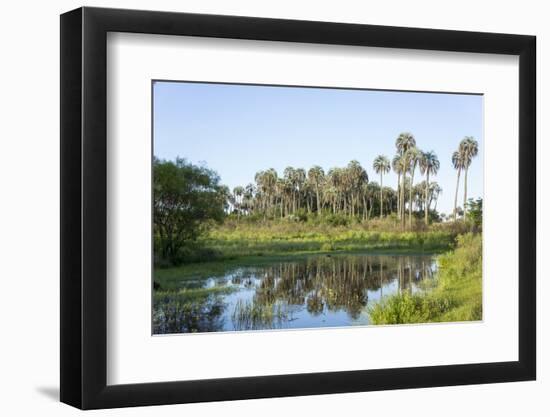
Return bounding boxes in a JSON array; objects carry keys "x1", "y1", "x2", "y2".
[{"x1": 153, "y1": 81, "x2": 483, "y2": 215}]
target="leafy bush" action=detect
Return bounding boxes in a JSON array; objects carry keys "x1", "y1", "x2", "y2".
[{"x1": 323, "y1": 214, "x2": 350, "y2": 227}]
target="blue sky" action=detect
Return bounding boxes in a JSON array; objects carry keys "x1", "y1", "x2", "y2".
[{"x1": 153, "y1": 81, "x2": 483, "y2": 215}]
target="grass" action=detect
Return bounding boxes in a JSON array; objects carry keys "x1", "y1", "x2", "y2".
[
  {"x1": 155, "y1": 220, "x2": 457, "y2": 290},
  {"x1": 201, "y1": 221, "x2": 455, "y2": 259},
  {"x1": 231, "y1": 299, "x2": 289, "y2": 331},
  {"x1": 368, "y1": 233, "x2": 482, "y2": 324},
  {"x1": 153, "y1": 286, "x2": 237, "y2": 334}
]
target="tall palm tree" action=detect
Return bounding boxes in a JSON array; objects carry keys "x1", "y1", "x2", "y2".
[
  {"x1": 459, "y1": 137, "x2": 479, "y2": 215},
  {"x1": 392, "y1": 154, "x2": 404, "y2": 219},
  {"x1": 294, "y1": 168, "x2": 306, "y2": 211},
  {"x1": 405, "y1": 146, "x2": 422, "y2": 228},
  {"x1": 373, "y1": 155, "x2": 390, "y2": 218},
  {"x1": 452, "y1": 150, "x2": 465, "y2": 221},
  {"x1": 395, "y1": 133, "x2": 416, "y2": 226},
  {"x1": 395, "y1": 132, "x2": 416, "y2": 155},
  {"x1": 275, "y1": 178, "x2": 286, "y2": 218},
  {"x1": 233, "y1": 186, "x2": 244, "y2": 218},
  {"x1": 283, "y1": 167, "x2": 296, "y2": 213},
  {"x1": 419, "y1": 151, "x2": 440, "y2": 225},
  {"x1": 307, "y1": 165, "x2": 325, "y2": 214},
  {"x1": 327, "y1": 167, "x2": 343, "y2": 214},
  {"x1": 347, "y1": 160, "x2": 368, "y2": 218},
  {"x1": 360, "y1": 182, "x2": 369, "y2": 221},
  {"x1": 430, "y1": 182, "x2": 442, "y2": 212}
]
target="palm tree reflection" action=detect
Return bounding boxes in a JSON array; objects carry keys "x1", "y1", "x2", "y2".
[{"x1": 153, "y1": 254, "x2": 436, "y2": 334}]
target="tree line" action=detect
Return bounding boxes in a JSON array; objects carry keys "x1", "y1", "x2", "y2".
[
  {"x1": 228, "y1": 133, "x2": 478, "y2": 225},
  {"x1": 153, "y1": 133, "x2": 479, "y2": 265}
]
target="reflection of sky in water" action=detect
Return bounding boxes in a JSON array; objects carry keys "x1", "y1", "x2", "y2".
[{"x1": 154, "y1": 253, "x2": 437, "y2": 334}]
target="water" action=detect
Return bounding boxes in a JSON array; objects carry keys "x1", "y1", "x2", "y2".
[{"x1": 153, "y1": 253, "x2": 437, "y2": 334}]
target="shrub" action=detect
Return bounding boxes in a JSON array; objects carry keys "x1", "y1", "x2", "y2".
[
  {"x1": 320, "y1": 242, "x2": 335, "y2": 252},
  {"x1": 324, "y1": 214, "x2": 350, "y2": 227}
]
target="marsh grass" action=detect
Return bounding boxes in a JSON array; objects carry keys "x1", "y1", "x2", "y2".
[
  {"x1": 203, "y1": 221, "x2": 455, "y2": 260},
  {"x1": 231, "y1": 299, "x2": 289, "y2": 331},
  {"x1": 153, "y1": 286, "x2": 236, "y2": 334},
  {"x1": 368, "y1": 233, "x2": 482, "y2": 324}
]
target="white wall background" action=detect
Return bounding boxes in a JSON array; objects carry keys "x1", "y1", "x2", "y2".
[{"x1": 0, "y1": 0, "x2": 545, "y2": 415}]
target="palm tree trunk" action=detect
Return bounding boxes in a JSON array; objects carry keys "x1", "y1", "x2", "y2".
[
  {"x1": 463, "y1": 167, "x2": 468, "y2": 217},
  {"x1": 380, "y1": 173, "x2": 384, "y2": 218},
  {"x1": 453, "y1": 168, "x2": 461, "y2": 221},
  {"x1": 424, "y1": 172, "x2": 430, "y2": 225},
  {"x1": 396, "y1": 173, "x2": 401, "y2": 219},
  {"x1": 316, "y1": 188, "x2": 321, "y2": 215},
  {"x1": 401, "y1": 172, "x2": 407, "y2": 226},
  {"x1": 408, "y1": 172, "x2": 415, "y2": 228}
]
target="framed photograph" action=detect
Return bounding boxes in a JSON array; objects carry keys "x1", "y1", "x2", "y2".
[{"x1": 60, "y1": 6, "x2": 536, "y2": 409}]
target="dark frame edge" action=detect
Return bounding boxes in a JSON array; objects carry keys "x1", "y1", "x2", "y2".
[
  {"x1": 518, "y1": 35, "x2": 536, "y2": 380},
  {"x1": 60, "y1": 7, "x2": 83, "y2": 409}
]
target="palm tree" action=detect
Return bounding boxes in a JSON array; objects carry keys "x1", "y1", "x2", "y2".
[
  {"x1": 452, "y1": 150, "x2": 465, "y2": 221},
  {"x1": 405, "y1": 146, "x2": 422, "y2": 228},
  {"x1": 294, "y1": 168, "x2": 306, "y2": 210},
  {"x1": 327, "y1": 167, "x2": 343, "y2": 214},
  {"x1": 419, "y1": 151, "x2": 440, "y2": 224},
  {"x1": 392, "y1": 154, "x2": 404, "y2": 219},
  {"x1": 347, "y1": 160, "x2": 368, "y2": 218},
  {"x1": 233, "y1": 186, "x2": 244, "y2": 218},
  {"x1": 459, "y1": 137, "x2": 479, "y2": 215},
  {"x1": 395, "y1": 132, "x2": 416, "y2": 155},
  {"x1": 307, "y1": 165, "x2": 325, "y2": 214},
  {"x1": 283, "y1": 167, "x2": 296, "y2": 213},
  {"x1": 373, "y1": 155, "x2": 390, "y2": 218},
  {"x1": 428, "y1": 182, "x2": 442, "y2": 212},
  {"x1": 395, "y1": 133, "x2": 416, "y2": 226},
  {"x1": 275, "y1": 178, "x2": 286, "y2": 218},
  {"x1": 360, "y1": 182, "x2": 369, "y2": 221}
]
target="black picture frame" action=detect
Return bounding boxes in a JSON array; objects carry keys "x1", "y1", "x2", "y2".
[{"x1": 60, "y1": 6, "x2": 536, "y2": 410}]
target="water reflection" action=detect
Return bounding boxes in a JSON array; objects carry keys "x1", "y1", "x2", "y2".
[{"x1": 153, "y1": 254, "x2": 437, "y2": 334}]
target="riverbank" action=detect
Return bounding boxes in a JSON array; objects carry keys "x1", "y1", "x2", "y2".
[
  {"x1": 368, "y1": 233, "x2": 482, "y2": 324},
  {"x1": 204, "y1": 221, "x2": 454, "y2": 256},
  {"x1": 155, "y1": 247, "x2": 443, "y2": 291},
  {"x1": 155, "y1": 221, "x2": 457, "y2": 290}
]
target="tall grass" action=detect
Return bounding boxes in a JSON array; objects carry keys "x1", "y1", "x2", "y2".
[
  {"x1": 202, "y1": 221, "x2": 456, "y2": 260},
  {"x1": 231, "y1": 299, "x2": 289, "y2": 331},
  {"x1": 368, "y1": 233, "x2": 482, "y2": 324}
]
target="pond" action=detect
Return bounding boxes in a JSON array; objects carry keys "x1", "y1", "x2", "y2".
[{"x1": 153, "y1": 253, "x2": 438, "y2": 334}]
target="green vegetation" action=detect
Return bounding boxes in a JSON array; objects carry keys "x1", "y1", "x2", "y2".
[
  {"x1": 152, "y1": 132, "x2": 482, "y2": 330},
  {"x1": 154, "y1": 132, "x2": 480, "y2": 269},
  {"x1": 368, "y1": 233, "x2": 482, "y2": 324},
  {"x1": 452, "y1": 137, "x2": 479, "y2": 221},
  {"x1": 465, "y1": 197, "x2": 483, "y2": 232},
  {"x1": 153, "y1": 286, "x2": 236, "y2": 333},
  {"x1": 153, "y1": 157, "x2": 229, "y2": 266},
  {"x1": 204, "y1": 220, "x2": 456, "y2": 259},
  {"x1": 232, "y1": 300, "x2": 289, "y2": 331}
]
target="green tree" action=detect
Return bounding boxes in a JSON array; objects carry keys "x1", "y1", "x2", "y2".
[
  {"x1": 307, "y1": 165, "x2": 325, "y2": 214},
  {"x1": 465, "y1": 197, "x2": 483, "y2": 231},
  {"x1": 373, "y1": 155, "x2": 390, "y2": 218},
  {"x1": 459, "y1": 137, "x2": 479, "y2": 215},
  {"x1": 419, "y1": 151, "x2": 440, "y2": 225},
  {"x1": 395, "y1": 133, "x2": 416, "y2": 226},
  {"x1": 452, "y1": 149, "x2": 465, "y2": 221},
  {"x1": 153, "y1": 158, "x2": 227, "y2": 265},
  {"x1": 405, "y1": 146, "x2": 422, "y2": 228},
  {"x1": 392, "y1": 154, "x2": 404, "y2": 219}
]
